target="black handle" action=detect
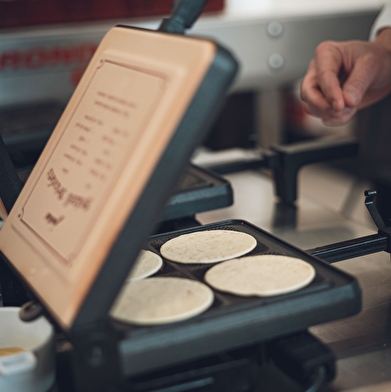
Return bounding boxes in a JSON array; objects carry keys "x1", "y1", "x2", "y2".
[{"x1": 158, "y1": 0, "x2": 209, "y2": 34}]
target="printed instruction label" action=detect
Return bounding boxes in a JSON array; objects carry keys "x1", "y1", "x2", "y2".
[{"x1": 20, "y1": 60, "x2": 166, "y2": 265}]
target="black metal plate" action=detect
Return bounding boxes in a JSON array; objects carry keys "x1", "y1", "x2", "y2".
[
  {"x1": 163, "y1": 164, "x2": 233, "y2": 221},
  {"x1": 114, "y1": 219, "x2": 361, "y2": 377}
]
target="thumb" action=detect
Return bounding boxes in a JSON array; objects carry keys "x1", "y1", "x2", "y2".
[{"x1": 342, "y1": 56, "x2": 377, "y2": 108}]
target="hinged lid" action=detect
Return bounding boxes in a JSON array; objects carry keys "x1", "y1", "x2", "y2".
[{"x1": 0, "y1": 25, "x2": 238, "y2": 331}]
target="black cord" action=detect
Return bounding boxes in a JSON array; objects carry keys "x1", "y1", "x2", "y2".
[{"x1": 304, "y1": 366, "x2": 327, "y2": 392}]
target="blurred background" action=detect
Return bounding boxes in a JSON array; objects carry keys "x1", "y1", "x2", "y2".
[{"x1": 0, "y1": 0, "x2": 390, "y2": 217}]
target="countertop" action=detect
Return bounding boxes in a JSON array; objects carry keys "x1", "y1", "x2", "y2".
[{"x1": 196, "y1": 152, "x2": 391, "y2": 391}]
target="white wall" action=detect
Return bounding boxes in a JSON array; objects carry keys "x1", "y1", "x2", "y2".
[{"x1": 225, "y1": 0, "x2": 386, "y2": 16}]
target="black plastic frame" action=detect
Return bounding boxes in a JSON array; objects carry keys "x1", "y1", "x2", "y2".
[
  {"x1": 115, "y1": 219, "x2": 361, "y2": 377},
  {"x1": 70, "y1": 29, "x2": 239, "y2": 330},
  {"x1": 163, "y1": 163, "x2": 233, "y2": 221}
]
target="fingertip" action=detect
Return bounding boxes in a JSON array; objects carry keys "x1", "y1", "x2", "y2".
[
  {"x1": 343, "y1": 90, "x2": 359, "y2": 108},
  {"x1": 322, "y1": 107, "x2": 357, "y2": 126},
  {"x1": 331, "y1": 99, "x2": 345, "y2": 112}
]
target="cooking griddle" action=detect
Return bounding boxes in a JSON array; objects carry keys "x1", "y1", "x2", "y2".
[
  {"x1": 0, "y1": 2, "x2": 361, "y2": 391},
  {"x1": 115, "y1": 219, "x2": 360, "y2": 377},
  {"x1": 0, "y1": 6, "x2": 241, "y2": 389}
]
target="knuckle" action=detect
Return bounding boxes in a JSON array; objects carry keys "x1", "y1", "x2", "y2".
[
  {"x1": 317, "y1": 69, "x2": 329, "y2": 80},
  {"x1": 362, "y1": 51, "x2": 378, "y2": 66},
  {"x1": 315, "y1": 41, "x2": 336, "y2": 55}
]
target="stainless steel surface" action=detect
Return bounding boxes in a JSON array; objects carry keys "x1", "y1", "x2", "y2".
[
  {"x1": 313, "y1": 252, "x2": 391, "y2": 391},
  {"x1": 196, "y1": 156, "x2": 391, "y2": 391},
  {"x1": 197, "y1": 162, "x2": 376, "y2": 247}
]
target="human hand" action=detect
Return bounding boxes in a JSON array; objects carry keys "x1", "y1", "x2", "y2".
[{"x1": 300, "y1": 29, "x2": 391, "y2": 125}]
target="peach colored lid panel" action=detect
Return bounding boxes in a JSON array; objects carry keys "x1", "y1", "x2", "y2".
[
  {"x1": 20, "y1": 61, "x2": 165, "y2": 265},
  {"x1": 0, "y1": 27, "x2": 215, "y2": 329}
]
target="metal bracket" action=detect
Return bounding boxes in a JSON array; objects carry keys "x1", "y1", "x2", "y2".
[
  {"x1": 271, "y1": 137, "x2": 358, "y2": 204},
  {"x1": 365, "y1": 189, "x2": 391, "y2": 253},
  {"x1": 207, "y1": 137, "x2": 358, "y2": 205},
  {"x1": 364, "y1": 189, "x2": 386, "y2": 230},
  {"x1": 307, "y1": 190, "x2": 391, "y2": 262}
]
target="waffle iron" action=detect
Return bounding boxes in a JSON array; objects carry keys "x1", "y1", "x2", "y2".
[{"x1": 0, "y1": 1, "x2": 363, "y2": 391}]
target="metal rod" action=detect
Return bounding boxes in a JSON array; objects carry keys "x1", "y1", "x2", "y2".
[{"x1": 306, "y1": 233, "x2": 388, "y2": 263}]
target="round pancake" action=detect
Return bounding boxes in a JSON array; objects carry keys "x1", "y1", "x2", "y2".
[
  {"x1": 110, "y1": 277, "x2": 214, "y2": 325},
  {"x1": 160, "y1": 230, "x2": 257, "y2": 264},
  {"x1": 205, "y1": 254, "x2": 316, "y2": 297},
  {"x1": 127, "y1": 250, "x2": 163, "y2": 281}
]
